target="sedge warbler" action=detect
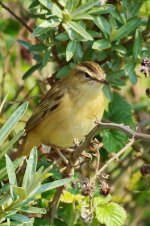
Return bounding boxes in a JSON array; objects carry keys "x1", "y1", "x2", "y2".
[{"x1": 20, "y1": 61, "x2": 107, "y2": 156}]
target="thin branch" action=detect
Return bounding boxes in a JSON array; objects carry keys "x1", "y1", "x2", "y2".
[
  {"x1": 96, "y1": 137, "x2": 135, "y2": 177},
  {"x1": 0, "y1": 1, "x2": 33, "y2": 33},
  {"x1": 96, "y1": 122, "x2": 150, "y2": 141}
]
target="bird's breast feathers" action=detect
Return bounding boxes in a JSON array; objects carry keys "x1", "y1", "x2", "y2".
[{"x1": 31, "y1": 88, "x2": 105, "y2": 147}]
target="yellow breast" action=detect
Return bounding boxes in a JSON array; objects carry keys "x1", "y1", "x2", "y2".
[
  {"x1": 34, "y1": 87, "x2": 104, "y2": 147},
  {"x1": 21, "y1": 83, "x2": 105, "y2": 156}
]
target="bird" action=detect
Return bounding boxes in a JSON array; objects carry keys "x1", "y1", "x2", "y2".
[{"x1": 19, "y1": 61, "x2": 107, "y2": 156}]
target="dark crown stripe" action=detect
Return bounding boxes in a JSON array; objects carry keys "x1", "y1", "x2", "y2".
[{"x1": 80, "y1": 62, "x2": 98, "y2": 74}]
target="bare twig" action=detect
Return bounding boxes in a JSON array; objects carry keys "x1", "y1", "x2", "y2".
[
  {"x1": 96, "y1": 137, "x2": 135, "y2": 177},
  {"x1": 96, "y1": 122, "x2": 150, "y2": 141},
  {"x1": 95, "y1": 148, "x2": 100, "y2": 175},
  {"x1": 0, "y1": 1, "x2": 33, "y2": 33}
]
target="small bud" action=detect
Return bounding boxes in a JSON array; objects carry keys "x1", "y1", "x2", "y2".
[
  {"x1": 140, "y1": 165, "x2": 150, "y2": 176},
  {"x1": 146, "y1": 88, "x2": 150, "y2": 98},
  {"x1": 100, "y1": 181, "x2": 110, "y2": 196}
]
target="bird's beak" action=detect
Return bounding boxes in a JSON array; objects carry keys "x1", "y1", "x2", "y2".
[
  {"x1": 99, "y1": 79, "x2": 109, "y2": 85},
  {"x1": 93, "y1": 78, "x2": 109, "y2": 85}
]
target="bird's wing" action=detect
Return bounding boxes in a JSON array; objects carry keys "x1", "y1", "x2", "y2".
[{"x1": 25, "y1": 86, "x2": 68, "y2": 132}]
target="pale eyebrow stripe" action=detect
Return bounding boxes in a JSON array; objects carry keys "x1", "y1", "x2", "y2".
[{"x1": 80, "y1": 62, "x2": 97, "y2": 74}]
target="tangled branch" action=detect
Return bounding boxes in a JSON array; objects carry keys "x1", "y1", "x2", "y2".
[{"x1": 49, "y1": 121, "x2": 150, "y2": 222}]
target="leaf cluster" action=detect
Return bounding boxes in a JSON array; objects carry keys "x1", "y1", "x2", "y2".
[{"x1": 0, "y1": 100, "x2": 70, "y2": 225}]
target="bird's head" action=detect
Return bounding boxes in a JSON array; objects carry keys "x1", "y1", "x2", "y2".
[{"x1": 74, "y1": 61, "x2": 107, "y2": 85}]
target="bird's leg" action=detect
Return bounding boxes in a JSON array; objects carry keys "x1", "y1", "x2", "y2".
[
  {"x1": 55, "y1": 148, "x2": 68, "y2": 165},
  {"x1": 49, "y1": 143, "x2": 74, "y2": 153}
]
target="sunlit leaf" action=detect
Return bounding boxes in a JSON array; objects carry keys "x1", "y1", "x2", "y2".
[
  {"x1": 1, "y1": 130, "x2": 25, "y2": 158},
  {"x1": 71, "y1": 0, "x2": 100, "y2": 18},
  {"x1": 66, "y1": 21, "x2": 93, "y2": 40},
  {"x1": 95, "y1": 202, "x2": 127, "y2": 226},
  {"x1": 133, "y1": 29, "x2": 142, "y2": 59},
  {"x1": 21, "y1": 206, "x2": 46, "y2": 214},
  {"x1": 111, "y1": 17, "x2": 141, "y2": 41},
  {"x1": 66, "y1": 40, "x2": 76, "y2": 61},
  {"x1": 39, "y1": 0, "x2": 62, "y2": 18},
  {"x1": 94, "y1": 16, "x2": 111, "y2": 36},
  {"x1": 66, "y1": 0, "x2": 80, "y2": 12},
  {"x1": 72, "y1": 13, "x2": 93, "y2": 20},
  {"x1": 5, "y1": 155, "x2": 17, "y2": 186},
  {"x1": 92, "y1": 39, "x2": 111, "y2": 50},
  {"x1": 0, "y1": 103, "x2": 28, "y2": 146},
  {"x1": 0, "y1": 156, "x2": 25, "y2": 181},
  {"x1": 32, "y1": 19, "x2": 61, "y2": 37}
]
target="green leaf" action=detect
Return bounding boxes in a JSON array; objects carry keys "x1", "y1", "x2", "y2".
[
  {"x1": 72, "y1": 13, "x2": 93, "y2": 20},
  {"x1": 0, "y1": 193, "x2": 11, "y2": 206},
  {"x1": 21, "y1": 206, "x2": 46, "y2": 214},
  {"x1": 102, "y1": 130, "x2": 128, "y2": 153},
  {"x1": 17, "y1": 40, "x2": 32, "y2": 49},
  {"x1": 22, "y1": 148, "x2": 37, "y2": 190},
  {"x1": 62, "y1": 23, "x2": 75, "y2": 40},
  {"x1": 29, "y1": 0, "x2": 39, "y2": 9},
  {"x1": 14, "y1": 186, "x2": 27, "y2": 200},
  {"x1": 89, "y1": 4, "x2": 115, "y2": 14},
  {"x1": 107, "y1": 70, "x2": 126, "y2": 87},
  {"x1": 39, "y1": 0, "x2": 62, "y2": 18},
  {"x1": 71, "y1": 1, "x2": 99, "y2": 18},
  {"x1": 58, "y1": 0, "x2": 67, "y2": 7},
  {"x1": 110, "y1": 10, "x2": 125, "y2": 24},
  {"x1": 34, "y1": 178, "x2": 71, "y2": 194},
  {"x1": 103, "y1": 85, "x2": 112, "y2": 101},
  {"x1": 9, "y1": 214, "x2": 31, "y2": 223},
  {"x1": 5, "y1": 155, "x2": 17, "y2": 186},
  {"x1": 32, "y1": 18, "x2": 61, "y2": 37},
  {"x1": 124, "y1": 62, "x2": 137, "y2": 84},
  {"x1": 102, "y1": 93, "x2": 133, "y2": 152},
  {"x1": 92, "y1": 39, "x2": 111, "y2": 50},
  {"x1": 111, "y1": 17, "x2": 141, "y2": 41},
  {"x1": 56, "y1": 64, "x2": 71, "y2": 78},
  {"x1": 74, "y1": 42, "x2": 83, "y2": 59},
  {"x1": 66, "y1": 21, "x2": 93, "y2": 40},
  {"x1": 94, "y1": 195, "x2": 112, "y2": 207},
  {"x1": 42, "y1": 49, "x2": 50, "y2": 66},
  {"x1": 112, "y1": 45, "x2": 127, "y2": 55},
  {"x1": 55, "y1": 32, "x2": 69, "y2": 41},
  {"x1": 66, "y1": 40, "x2": 76, "y2": 61},
  {"x1": 140, "y1": 1, "x2": 150, "y2": 16},
  {"x1": 19, "y1": 178, "x2": 71, "y2": 207},
  {"x1": 105, "y1": 92, "x2": 132, "y2": 125},
  {"x1": 23, "y1": 63, "x2": 42, "y2": 79},
  {"x1": 133, "y1": 29, "x2": 142, "y2": 59},
  {"x1": 94, "y1": 16, "x2": 111, "y2": 36},
  {"x1": 0, "y1": 102, "x2": 28, "y2": 146},
  {"x1": 29, "y1": 43, "x2": 47, "y2": 52},
  {"x1": 95, "y1": 202, "x2": 127, "y2": 226},
  {"x1": 28, "y1": 148, "x2": 38, "y2": 181},
  {"x1": 0, "y1": 129, "x2": 25, "y2": 158},
  {"x1": 0, "y1": 156, "x2": 25, "y2": 181},
  {"x1": 66, "y1": 0, "x2": 80, "y2": 12}
]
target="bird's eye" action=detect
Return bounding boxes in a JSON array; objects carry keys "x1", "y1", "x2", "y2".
[{"x1": 84, "y1": 72, "x2": 90, "y2": 79}]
